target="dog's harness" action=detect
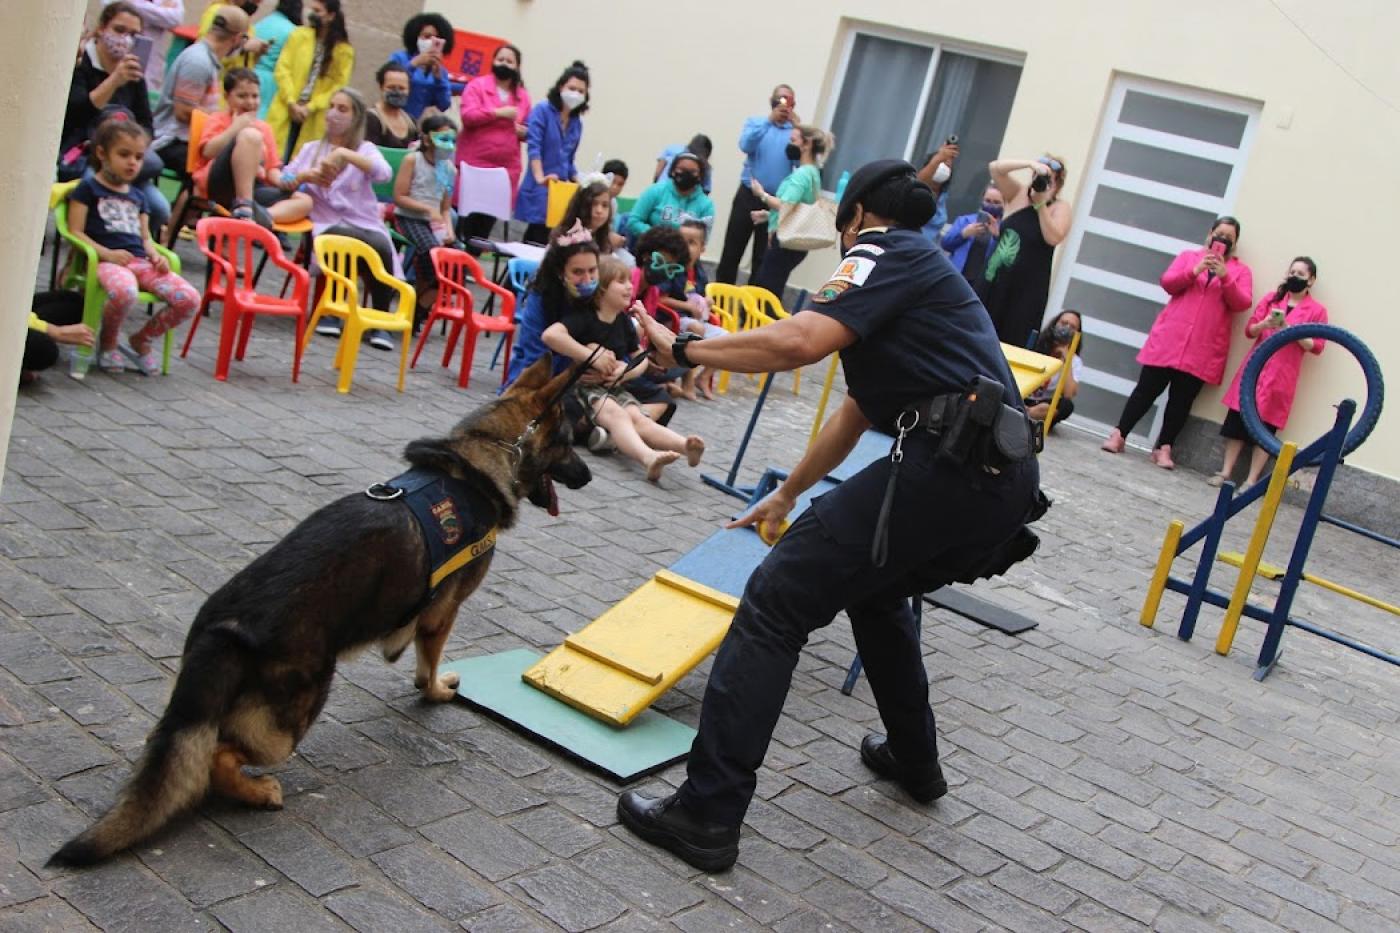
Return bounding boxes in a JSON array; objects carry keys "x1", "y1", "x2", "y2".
[{"x1": 366, "y1": 467, "x2": 498, "y2": 594}]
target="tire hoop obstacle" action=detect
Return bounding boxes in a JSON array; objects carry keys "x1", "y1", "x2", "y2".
[
  {"x1": 1142, "y1": 324, "x2": 1396, "y2": 680},
  {"x1": 1239, "y1": 323, "x2": 1384, "y2": 459}
]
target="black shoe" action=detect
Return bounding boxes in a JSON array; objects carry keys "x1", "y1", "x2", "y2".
[
  {"x1": 617, "y1": 791, "x2": 739, "y2": 872},
  {"x1": 860, "y1": 734, "x2": 948, "y2": 803}
]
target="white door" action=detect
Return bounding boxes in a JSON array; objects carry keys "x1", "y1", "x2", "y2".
[{"x1": 1046, "y1": 77, "x2": 1261, "y2": 445}]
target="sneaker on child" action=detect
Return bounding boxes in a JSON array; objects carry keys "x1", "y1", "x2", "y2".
[{"x1": 367, "y1": 330, "x2": 394, "y2": 351}]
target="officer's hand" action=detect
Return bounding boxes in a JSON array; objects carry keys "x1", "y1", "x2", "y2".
[
  {"x1": 631, "y1": 308, "x2": 676, "y2": 366},
  {"x1": 726, "y1": 488, "x2": 796, "y2": 544}
]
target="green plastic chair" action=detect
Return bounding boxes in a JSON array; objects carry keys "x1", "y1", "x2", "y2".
[
  {"x1": 51, "y1": 181, "x2": 182, "y2": 378},
  {"x1": 373, "y1": 146, "x2": 410, "y2": 203}
]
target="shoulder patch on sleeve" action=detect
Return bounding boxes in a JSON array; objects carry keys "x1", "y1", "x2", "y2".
[
  {"x1": 830, "y1": 256, "x2": 877, "y2": 287},
  {"x1": 812, "y1": 281, "x2": 851, "y2": 303},
  {"x1": 846, "y1": 243, "x2": 885, "y2": 257}
]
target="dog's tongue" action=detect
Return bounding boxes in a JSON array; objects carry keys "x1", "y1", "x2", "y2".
[{"x1": 545, "y1": 475, "x2": 558, "y2": 517}]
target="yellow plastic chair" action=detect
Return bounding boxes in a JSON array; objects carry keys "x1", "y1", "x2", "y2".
[
  {"x1": 704, "y1": 283, "x2": 749, "y2": 394},
  {"x1": 302, "y1": 235, "x2": 416, "y2": 393},
  {"x1": 743, "y1": 285, "x2": 800, "y2": 395},
  {"x1": 50, "y1": 181, "x2": 181, "y2": 378},
  {"x1": 546, "y1": 180, "x2": 579, "y2": 227}
]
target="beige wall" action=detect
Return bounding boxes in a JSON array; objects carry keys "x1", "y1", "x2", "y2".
[
  {"x1": 0, "y1": 0, "x2": 89, "y2": 489},
  {"x1": 434, "y1": 0, "x2": 1399, "y2": 480}
]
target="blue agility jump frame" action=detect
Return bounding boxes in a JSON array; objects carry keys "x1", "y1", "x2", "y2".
[{"x1": 1142, "y1": 324, "x2": 1395, "y2": 680}]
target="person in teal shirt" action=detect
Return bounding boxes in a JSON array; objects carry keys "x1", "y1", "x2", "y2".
[
  {"x1": 254, "y1": 0, "x2": 301, "y2": 119},
  {"x1": 750, "y1": 125, "x2": 833, "y2": 300},
  {"x1": 627, "y1": 152, "x2": 715, "y2": 239}
]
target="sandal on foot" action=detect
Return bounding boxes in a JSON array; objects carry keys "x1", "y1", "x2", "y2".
[
  {"x1": 119, "y1": 342, "x2": 161, "y2": 376},
  {"x1": 98, "y1": 349, "x2": 126, "y2": 373}
]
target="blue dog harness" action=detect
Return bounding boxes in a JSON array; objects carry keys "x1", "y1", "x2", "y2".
[{"x1": 366, "y1": 466, "x2": 498, "y2": 594}]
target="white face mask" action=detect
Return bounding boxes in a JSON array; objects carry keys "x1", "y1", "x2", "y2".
[
  {"x1": 559, "y1": 89, "x2": 586, "y2": 111},
  {"x1": 932, "y1": 162, "x2": 951, "y2": 185},
  {"x1": 417, "y1": 37, "x2": 436, "y2": 55}
]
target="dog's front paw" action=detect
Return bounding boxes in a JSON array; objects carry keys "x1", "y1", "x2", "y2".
[
  {"x1": 422, "y1": 672, "x2": 459, "y2": 703},
  {"x1": 253, "y1": 775, "x2": 284, "y2": 810}
]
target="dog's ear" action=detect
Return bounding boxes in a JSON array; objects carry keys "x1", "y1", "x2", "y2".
[
  {"x1": 403, "y1": 437, "x2": 468, "y2": 473},
  {"x1": 507, "y1": 354, "x2": 554, "y2": 394},
  {"x1": 530, "y1": 367, "x2": 576, "y2": 414}
]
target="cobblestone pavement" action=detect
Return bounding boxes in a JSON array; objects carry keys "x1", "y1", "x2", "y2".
[{"x1": 3, "y1": 244, "x2": 1398, "y2": 931}]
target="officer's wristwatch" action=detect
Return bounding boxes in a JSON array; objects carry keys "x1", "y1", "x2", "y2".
[{"x1": 672, "y1": 332, "x2": 702, "y2": 369}]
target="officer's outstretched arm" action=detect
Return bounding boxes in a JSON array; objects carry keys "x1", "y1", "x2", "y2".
[
  {"x1": 635, "y1": 308, "x2": 855, "y2": 375},
  {"x1": 729, "y1": 395, "x2": 869, "y2": 536}
]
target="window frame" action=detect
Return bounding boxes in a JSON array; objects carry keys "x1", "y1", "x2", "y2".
[{"x1": 818, "y1": 22, "x2": 1026, "y2": 193}]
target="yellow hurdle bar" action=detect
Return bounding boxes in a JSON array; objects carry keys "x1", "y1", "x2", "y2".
[
  {"x1": 1217, "y1": 551, "x2": 1400, "y2": 617},
  {"x1": 1140, "y1": 519, "x2": 1184, "y2": 628},
  {"x1": 809, "y1": 354, "x2": 841, "y2": 447},
  {"x1": 1042, "y1": 331, "x2": 1081, "y2": 435},
  {"x1": 1217, "y1": 442, "x2": 1297, "y2": 655}
]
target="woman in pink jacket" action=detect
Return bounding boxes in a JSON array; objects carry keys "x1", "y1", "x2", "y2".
[
  {"x1": 1103, "y1": 217, "x2": 1253, "y2": 468},
  {"x1": 456, "y1": 43, "x2": 530, "y2": 242},
  {"x1": 1209, "y1": 257, "x2": 1326, "y2": 487}
]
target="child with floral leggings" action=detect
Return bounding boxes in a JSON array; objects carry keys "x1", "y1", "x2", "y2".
[{"x1": 66, "y1": 119, "x2": 199, "y2": 375}]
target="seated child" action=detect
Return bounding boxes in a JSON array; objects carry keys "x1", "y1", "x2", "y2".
[
  {"x1": 193, "y1": 68, "x2": 305, "y2": 226},
  {"x1": 393, "y1": 113, "x2": 459, "y2": 322},
  {"x1": 667, "y1": 218, "x2": 724, "y2": 399},
  {"x1": 543, "y1": 256, "x2": 704, "y2": 483},
  {"x1": 66, "y1": 119, "x2": 201, "y2": 375},
  {"x1": 628, "y1": 225, "x2": 696, "y2": 415}
]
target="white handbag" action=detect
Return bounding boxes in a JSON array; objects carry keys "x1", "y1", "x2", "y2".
[{"x1": 776, "y1": 196, "x2": 838, "y2": 251}]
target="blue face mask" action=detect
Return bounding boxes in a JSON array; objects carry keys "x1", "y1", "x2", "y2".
[{"x1": 567, "y1": 278, "x2": 598, "y2": 299}]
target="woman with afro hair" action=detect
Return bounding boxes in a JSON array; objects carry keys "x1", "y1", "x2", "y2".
[{"x1": 386, "y1": 12, "x2": 455, "y2": 120}]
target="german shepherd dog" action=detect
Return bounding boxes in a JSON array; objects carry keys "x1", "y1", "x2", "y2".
[{"x1": 49, "y1": 356, "x2": 590, "y2": 867}]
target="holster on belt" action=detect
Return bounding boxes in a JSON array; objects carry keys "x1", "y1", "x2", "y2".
[{"x1": 908, "y1": 376, "x2": 1042, "y2": 471}]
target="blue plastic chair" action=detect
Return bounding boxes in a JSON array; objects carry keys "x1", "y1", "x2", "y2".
[{"x1": 492, "y1": 257, "x2": 539, "y2": 369}]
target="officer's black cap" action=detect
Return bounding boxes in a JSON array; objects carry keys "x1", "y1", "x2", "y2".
[{"x1": 835, "y1": 159, "x2": 920, "y2": 232}]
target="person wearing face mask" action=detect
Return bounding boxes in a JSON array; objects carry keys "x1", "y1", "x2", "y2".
[
  {"x1": 749, "y1": 124, "x2": 834, "y2": 301},
  {"x1": 715, "y1": 85, "x2": 798, "y2": 285},
  {"x1": 386, "y1": 13, "x2": 455, "y2": 121},
  {"x1": 365, "y1": 62, "x2": 420, "y2": 148},
  {"x1": 267, "y1": 0, "x2": 354, "y2": 159},
  {"x1": 393, "y1": 113, "x2": 460, "y2": 324},
  {"x1": 502, "y1": 229, "x2": 602, "y2": 388},
  {"x1": 457, "y1": 43, "x2": 531, "y2": 242},
  {"x1": 977, "y1": 154, "x2": 1075, "y2": 346},
  {"x1": 941, "y1": 183, "x2": 1004, "y2": 282},
  {"x1": 251, "y1": 1, "x2": 303, "y2": 120},
  {"x1": 1210, "y1": 257, "x2": 1327, "y2": 488},
  {"x1": 1104, "y1": 217, "x2": 1254, "y2": 469},
  {"x1": 916, "y1": 139, "x2": 959, "y2": 245},
  {"x1": 1024, "y1": 310, "x2": 1084, "y2": 425},
  {"x1": 62, "y1": 3, "x2": 171, "y2": 235},
  {"x1": 152, "y1": 6, "x2": 251, "y2": 178},
  {"x1": 515, "y1": 60, "x2": 590, "y2": 245},
  {"x1": 618, "y1": 159, "x2": 1047, "y2": 872},
  {"x1": 283, "y1": 87, "x2": 401, "y2": 350},
  {"x1": 655, "y1": 134, "x2": 714, "y2": 194},
  {"x1": 101, "y1": 0, "x2": 184, "y2": 88},
  {"x1": 626, "y1": 153, "x2": 715, "y2": 240}
]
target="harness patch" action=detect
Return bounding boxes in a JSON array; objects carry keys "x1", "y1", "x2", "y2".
[{"x1": 369, "y1": 466, "x2": 497, "y2": 597}]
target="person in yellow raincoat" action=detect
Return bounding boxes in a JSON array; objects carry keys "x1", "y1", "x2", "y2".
[{"x1": 265, "y1": 0, "x2": 354, "y2": 158}]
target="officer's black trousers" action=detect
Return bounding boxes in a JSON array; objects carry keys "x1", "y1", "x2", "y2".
[{"x1": 677, "y1": 435, "x2": 1038, "y2": 827}]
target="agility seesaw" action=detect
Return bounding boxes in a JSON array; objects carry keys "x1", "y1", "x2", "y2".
[{"x1": 1139, "y1": 323, "x2": 1393, "y2": 680}]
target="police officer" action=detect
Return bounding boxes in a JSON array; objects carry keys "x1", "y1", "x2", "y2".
[{"x1": 619, "y1": 159, "x2": 1046, "y2": 872}]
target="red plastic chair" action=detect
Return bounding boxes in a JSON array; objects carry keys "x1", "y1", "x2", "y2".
[
  {"x1": 411, "y1": 247, "x2": 516, "y2": 388},
  {"x1": 185, "y1": 217, "x2": 311, "y2": 382}
]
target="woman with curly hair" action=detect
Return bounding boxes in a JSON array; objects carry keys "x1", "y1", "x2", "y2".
[{"x1": 386, "y1": 12, "x2": 455, "y2": 120}]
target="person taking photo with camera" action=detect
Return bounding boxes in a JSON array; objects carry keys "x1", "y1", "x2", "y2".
[{"x1": 976, "y1": 154, "x2": 1073, "y2": 346}]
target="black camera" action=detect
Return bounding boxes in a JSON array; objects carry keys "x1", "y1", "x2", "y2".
[{"x1": 1029, "y1": 172, "x2": 1052, "y2": 193}]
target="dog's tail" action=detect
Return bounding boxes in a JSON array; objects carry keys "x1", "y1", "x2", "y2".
[{"x1": 48, "y1": 639, "x2": 240, "y2": 867}]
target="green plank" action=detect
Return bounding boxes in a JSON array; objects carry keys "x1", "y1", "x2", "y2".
[{"x1": 441, "y1": 649, "x2": 695, "y2": 784}]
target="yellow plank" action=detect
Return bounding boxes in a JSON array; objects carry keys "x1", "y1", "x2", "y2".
[
  {"x1": 1219, "y1": 551, "x2": 1399, "y2": 615},
  {"x1": 1141, "y1": 519, "x2": 1184, "y2": 628},
  {"x1": 1001, "y1": 344, "x2": 1064, "y2": 399},
  {"x1": 522, "y1": 571, "x2": 736, "y2": 727}
]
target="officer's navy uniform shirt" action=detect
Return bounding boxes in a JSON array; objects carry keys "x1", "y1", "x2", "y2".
[{"x1": 808, "y1": 226, "x2": 1020, "y2": 430}]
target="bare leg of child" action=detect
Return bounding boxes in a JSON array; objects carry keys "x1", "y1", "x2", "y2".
[
  {"x1": 679, "y1": 369, "x2": 700, "y2": 401},
  {"x1": 628, "y1": 408, "x2": 704, "y2": 467},
  {"x1": 593, "y1": 397, "x2": 678, "y2": 480},
  {"x1": 697, "y1": 367, "x2": 715, "y2": 399},
  {"x1": 269, "y1": 192, "x2": 312, "y2": 224}
]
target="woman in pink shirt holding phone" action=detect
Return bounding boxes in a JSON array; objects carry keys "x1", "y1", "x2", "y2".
[
  {"x1": 1103, "y1": 216, "x2": 1253, "y2": 468},
  {"x1": 1209, "y1": 257, "x2": 1327, "y2": 487}
]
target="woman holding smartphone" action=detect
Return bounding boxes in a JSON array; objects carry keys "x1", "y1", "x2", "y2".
[
  {"x1": 1209, "y1": 257, "x2": 1326, "y2": 487},
  {"x1": 1103, "y1": 216, "x2": 1252, "y2": 469}
]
